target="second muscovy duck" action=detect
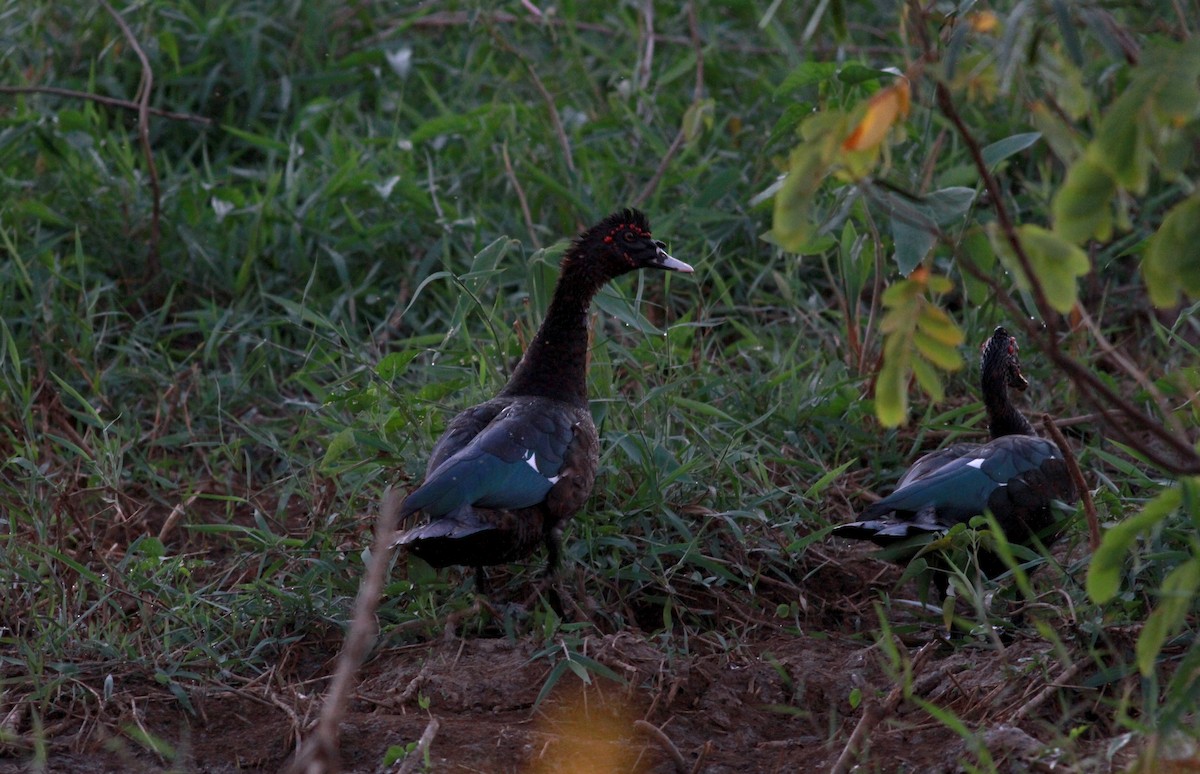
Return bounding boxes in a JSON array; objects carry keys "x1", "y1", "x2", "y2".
[
  {"x1": 834, "y1": 327, "x2": 1078, "y2": 576},
  {"x1": 392, "y1": 209, "x2": 693, "y2": 581}
]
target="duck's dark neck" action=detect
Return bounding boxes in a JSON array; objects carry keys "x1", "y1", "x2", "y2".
[
  {"x1": 984, "y1": 385, "x2": 1035, "y2": 437},
  {"x1": 499, "y1": 261, "x2": 604, "y2": 407}
]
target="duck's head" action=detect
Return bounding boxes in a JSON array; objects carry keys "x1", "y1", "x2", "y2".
[
  {"x1": 980, "y1": 326, "x2": 1028, "y2": 393},
  {"x1": 565, "y1": 208, "x2": 693, "y2": 279}
]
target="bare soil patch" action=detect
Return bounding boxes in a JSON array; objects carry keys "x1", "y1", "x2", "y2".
[{"x1": 0, "y1": 542, "x2": 1135, "y2": 773}]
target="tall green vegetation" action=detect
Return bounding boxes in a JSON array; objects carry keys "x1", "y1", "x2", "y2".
[{"x1": 0, "y1": 0, "x2": 1197, "y2": 768}]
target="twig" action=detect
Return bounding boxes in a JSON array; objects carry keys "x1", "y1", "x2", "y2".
[
  {"x1": 1075, "y1": 303, "x2": 1182, "y2": 437},
  {"x1": 858, "y1": 203, "x2": 886, "y2": 375},
  {"x1": 285, "y1": 489, "x2": 402, "y2": 774},
  {"x1": 1042, "y1": 414, "x2": 1100, "y2": 551},
  {"x1": 487, "y1": 30, "x2": 574, "y2": 173},
  {"x1": 0, "y1": 86, "x2": 212, "y2": 125},
  {"x1": 689, "y1": 740, "x2": 712, "y2": 774},
  {"x1": 635, "y1": 0, "x2": 656, "y2": 123},
  {"x1": 831, "y1": 641, "x2": 938, "y2": 774},
  {"x1": 395, "y1": 717, "x2": 440, "y2": 774},
  {"x1": 1008, "y1": 660, "x2": 1086, "y2": 723},
  {"x1": 99, "y1": 0, "x2": 161, "y2": 277},
  {"x1": 633, "y1": 1, "x2": 703, "y2": 208},
  {"x1": 634, "y1": 719, "x2": 689, "y2": 774},
  {"x1": 501, "y1": 142, "x2": 540, "y2": 248}
]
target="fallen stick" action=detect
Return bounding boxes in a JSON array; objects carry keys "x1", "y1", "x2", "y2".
[
  {"x1": 830, "y1": 640, "x2": 939, "y2": 774},
  {"x1": 285, "y1": 489, "x2": 402, "y2": 773},
  {"x1": 634, "y1": 719, "x2": 689, "y2": 774},
  {"x1": 395, "y1": 717, "x2": 441, "y2": 774}
]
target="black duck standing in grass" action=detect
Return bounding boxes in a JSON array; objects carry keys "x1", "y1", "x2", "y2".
[
  {"x1": 834, "y1": 327, "x2": 1079, "y2": 579},
  {"x1": 391, "y1": 209, "x2": 693, "y2": 586}
]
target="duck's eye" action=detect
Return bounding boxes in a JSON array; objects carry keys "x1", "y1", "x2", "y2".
[{"x1": 623, "y1": 231, "x2": 635, "y2": 243}]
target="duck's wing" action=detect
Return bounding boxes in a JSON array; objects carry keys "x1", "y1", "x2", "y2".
[{"x1": 402, "y1": 399, "x2": 578, "y2": 518}]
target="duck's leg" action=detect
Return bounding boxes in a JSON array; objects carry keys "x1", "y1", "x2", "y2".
[{"x1": 542, "y1": 525, "x2": 564, "y2": 577}]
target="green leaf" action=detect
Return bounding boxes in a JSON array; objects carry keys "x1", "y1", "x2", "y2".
[
  {"x1": 803, "y1": 459, "x2": 856, "y2": 499},
  {"x1": 886, "y1": 187, "x2": 975, "y2": 275},
  {"x1": 682, "y1": 98, "x2": 716, "y2": 144},
  {"x1": 670, "y1": 396, "x2": 737, "y2": 423},
  {"x1": 876, "y1": 294, "x2": 920, "y2": 427},
  {"x1": 875, "y1": 335, "x2": 908, "y2": 427},
  {"x1": 17, "y1": 199, "x2": 72, "y2": 228},
  {"x1": 772, "y1": 144, "x2": 830, "y2": 251},
  {"x1": 1137, "y1": 557, "x2": 1200, "y2": 676},
  {"x1": 915, "y1": 304, "x2": 966, "y2": 347},
  {"x1": 913, "y1": 329, "x2": 963, "y2": 370},
  {"x1": 158, "y1": 30, "x2": 180, "y2": 71},
  {"x1": 410, "y1": 106, "x2": 494, "y2": 144},
  {"x1": 1052, "y1": 157, "x2": 1115, "y2": 243},
  {"x1": 1087, "y1": 485, "x2": 1183, "y2": 603},
  {"x1": 837, "y1": 63, "x2": 887, "y2": 86},
  {"x1": 1019, "y1": 225, "x2": 1090, "y2": 312},
  {"x1": 1143, "y1": 194, "x2": 1200, "y2": 308},
  {"x1": 1092, "y1": 91, "x2": 1149, "y2": 193},
  {"x1": 320, "y1": 428, "x2": 358, "y2": 472},
  {"x1": 981, "y1": 132, "x2": 1042, "y2": 168},
  {"x1": 774, "y1": 61, "x2": 839, "y2": 95},
  {"x1": 993, "y1": 225, "x2": 1090, "y2": 312},
  {"x1": 910, "y1": 357, "x2": 945, "y2": 401},
  {"x1": 891, "y1": 215, "x2": 936, "y2": 277},
  {"x1": 376, "y1": 351, "x2": 420, "y2": 381},
  {"x1": 221, "y1": 125, "x2": 289, "y2": 153}
]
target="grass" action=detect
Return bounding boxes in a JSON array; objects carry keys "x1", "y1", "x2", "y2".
[{"x1": 1, "y1": 0, "x2": 1198, "y2": 770}]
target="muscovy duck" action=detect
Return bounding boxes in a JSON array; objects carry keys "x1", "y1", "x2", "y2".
[
  {"x1": 391, "y1": 209, "x2": 693, "y2": 580},
  {"x1": 834, "y1": 327, "x2": 1078, "y2": 576}
]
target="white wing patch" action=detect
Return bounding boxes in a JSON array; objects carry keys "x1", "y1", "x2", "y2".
[
  {"x1": 966, "y1": 458, "x2": 985, "y2": 469},
  {"x1": 527, "y1": 451, "x2": 561, "y2": 484}
]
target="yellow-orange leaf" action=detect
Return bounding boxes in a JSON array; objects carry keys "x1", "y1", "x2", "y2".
[
  {"x1": 969, "y1": 11, "x2": 999, "y2": 33},
  {"x1": 843, "y1": 80, "x2": 911, "y2": 152}
]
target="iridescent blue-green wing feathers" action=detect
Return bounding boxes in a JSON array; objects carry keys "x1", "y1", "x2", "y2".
[
  {"x1": 834, "y1": 436, "x2": 1076, "y2": 544},
  {"x1": 401, "y1": 399, "x2": 576, "y2": 519}
]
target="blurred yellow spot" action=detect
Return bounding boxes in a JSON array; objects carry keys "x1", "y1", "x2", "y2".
[
  {"x1": 526, "y1": 687, "x2": 638, "y2": 774},
  {"x1": 842, "y1": 80, "x2": 911, "y2": 152},
  {"x1": 969, "y1": 10, "x2": 1000, "y2": 33}
]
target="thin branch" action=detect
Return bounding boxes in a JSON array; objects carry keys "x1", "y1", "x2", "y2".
[
  {"x1": 285, "y1": 489, "x2": 402, "y2": 774},
  {"x1": 0, "y1": 86, "x2": 212, "y2": 125},
  {"x1": 1008, "y1": 660, "x2": 1087, "y2": 723},
  {"x1": 99, "y1": 0, "x2": 161, "y2": 276},
  {"x1": 831, "y1": 641, "x2": 939, "y2": 774},
  {"x1": 633, "y1": 1, "x2": 703, "y2": 208},
  {"x1": 858, "y1": 202, "x2": 887, "y2": 375},
  {"x1": 501, "y1": 142, "x2": 540, "y2": 248},
  {"x1": 633, "y1": 719, "x2": 689, "y2": 774},
  {"x1": 1042, "y1": 414, "x2": 1100, "y2": 551},
  {"x1": 1075, "y1": 303, "x2": 1182, "y2": 437},
  {"x1": 488, "y1": 30, "x2": 575, "y2": 174},
  {"x1": 635, "y1": 0, "x2": 656, "y2": 124},
  {"x1": 394, "y1": 717, "x2": 440, "y2": 774}
]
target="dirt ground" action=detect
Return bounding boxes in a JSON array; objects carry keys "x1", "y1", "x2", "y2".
[{"x1": 0, "y1": 539, "x2": 1147, "y2": 774}]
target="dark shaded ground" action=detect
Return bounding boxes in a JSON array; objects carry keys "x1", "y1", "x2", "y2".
[{"x1": 0, "y1": 542, "x2": 1149, "y2": 773}]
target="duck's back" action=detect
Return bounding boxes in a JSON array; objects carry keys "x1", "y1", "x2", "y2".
[
  {"x1": 398, "y1": 395, "x2": 598, "y2": 568},
  {"x1": 838, "y1": 435, "x2": 1076, "y2": 544}
]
